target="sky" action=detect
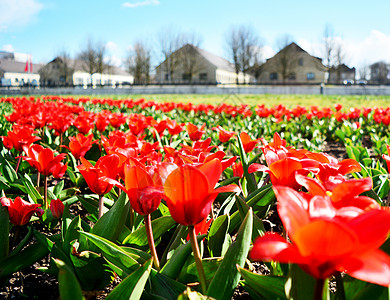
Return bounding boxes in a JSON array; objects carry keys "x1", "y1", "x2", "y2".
[{"x1": 1, "y1": 0, "x2": 390, "y2": 75}]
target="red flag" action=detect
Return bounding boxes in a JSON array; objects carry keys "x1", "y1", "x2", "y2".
[
  {"x1": 30, "y1": 55, "x2": 33, "y2": 73},
  {"x1": 24, "y1": 59, "x2": 28, "y2": 72}
]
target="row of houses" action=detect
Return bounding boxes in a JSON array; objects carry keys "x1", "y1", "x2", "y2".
[{"x1": 0, "y1": 43, "x2": 361, "y2": 88}]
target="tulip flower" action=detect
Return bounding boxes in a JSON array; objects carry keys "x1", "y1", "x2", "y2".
[
  {"x1": 1, "y1": 196, "x2": 44, "y2": 226},
  {"x1": 187, "y1": 123, "x2": 206, "y2": 141},
  {"x1": 1, "y1": 125, "x2": 41, "y2": 173},
  {"x1": 106, "y1": 158, "x2": 176, "y2": 270},
  {"x1": 382, "y1": 145, "x2": 390, "y2": 172},
  {"x1": 214, "y1": 126, "x2": 236, "y2": 143},
  {"x1": 22, "y1": 144, "x2": 67, "y2": 209},
  {"x1": 250, "y1": 185, "x2": 390, "y2": 297},
  {"x1": 49, "y1": 198, "x2": 65, "y2": 219},
  {"x1": 163, "y1": 158, "x2": 240, "y2": 293},
  {"x1": 240, "y1": 132, "x2": 259, "y2": 153},
  {"x1": 78, "y1": 154, "x2": 121, "y2": 218},
  {"x1": 62, "y1": 133, "x2": 96, "y2": 161}
]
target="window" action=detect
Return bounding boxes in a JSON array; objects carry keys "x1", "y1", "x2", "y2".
[
  {"x1": 182, "y1": 73, "x2": 191, "y2": 81},
  {"x1": 298, "y1": 58, "x2": 304, "y2": 66},
  {"x1": 164, "y1": 73, "x2": 169, "y2": 80},
  {"x1": 199, "y1": 73, "x2": 208, "y2": 81},
  {"x1": 307, "y1": 72, "x2": 315, "y2": 80},
  {"x1": 288, "y1": 73, "x2": 296, "y2": 80},
  {"x1": 270, "y1": 72, "x2": 278, "y2": 80}
]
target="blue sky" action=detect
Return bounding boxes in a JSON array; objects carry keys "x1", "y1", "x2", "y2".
[{"x1": 1, "y1": 0, "x2": 390, "y2": 72}]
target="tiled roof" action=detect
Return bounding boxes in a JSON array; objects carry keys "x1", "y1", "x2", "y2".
[{"x1": 0, "y1": 59, "x2": 43, "y2": 74}]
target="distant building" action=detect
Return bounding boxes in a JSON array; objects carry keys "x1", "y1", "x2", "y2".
[
  {"x1": 0, "y1": 58, "x2": 43, "y2": 87},
  {"x1": 39, "y1": 57, "x2": 134, "y2": 88},
  {"x1": 256, "y1": 42, "x2": 326, "y2": 84},
  {"x1": 369, "y1": 61, "x2": 390, "y2": 85},
  {"x1": 328, "y1": 64, "x2": 356, "y2": 84},
  {"x1": 155, "y1": 44, "x2": 252, "y2": 84}
]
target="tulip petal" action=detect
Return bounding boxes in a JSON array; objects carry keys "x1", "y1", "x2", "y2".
[
  {"x1": 273, "y1": 186, "x2": 310, "y2": 235},
  {"x1": 198, "y1": 158, "x2": 222, "y2": 189},
  {"x1": 250, "y1": 232, "x2": 306, "y2": 264},
  {"x1": 344, "y1": 250, "x2": 390, "y2": 286}
]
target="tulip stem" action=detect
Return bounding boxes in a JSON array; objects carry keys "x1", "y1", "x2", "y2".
[
  {"x1": 98, "y1": 194, "x2": 104, "y2": 219},
  {"x1": 188, "y1": 225, "x2": 207, "y2": 294},
  {"x1": 144, "y1": 214, "x2": 160, "y2": 270},
  {"x1": 334, "y1": 272, "x2": 346, "y2": 300},
  {"x1": 15, "y1": 156, "x2": 22, "y2": 175},
  {"x1": 44, "y1": 175, "x2": 48, "y2": 210},
  {"x1": 314, "y1": 278, "x2": 325, "y2": 300}
]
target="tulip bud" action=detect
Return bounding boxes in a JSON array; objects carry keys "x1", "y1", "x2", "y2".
[{"x1": 50, "y1": 198, "x2": 65, "y2": 219}]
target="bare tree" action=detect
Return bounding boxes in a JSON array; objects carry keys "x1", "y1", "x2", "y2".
[
  {"x1": 156, "y1": 27, "x2": 184, "y2": 83},
  {"x1": 78, "y1": 38, "x2": 109, "y2": 86},
  {"x1": 58, "y1": 49, "x2": 73, "y2": 86},
  {"x1": 126, "y1": 40, "x2": 152, "y2": 84},
  {"x1": 225, "y1": 24, "x2": 262, "y2": 84},
  {"x1": 323, "y1": 24, "x2": 335, "y2": 69},
  {"x1": 334, "y1": 40, "x2": 346, "y2": 84},
  {"x1": 274, "y1": 34, "x2": 297, "y2": 83}
]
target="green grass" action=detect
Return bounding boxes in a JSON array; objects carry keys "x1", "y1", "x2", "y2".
[{"x1": 81, "y1": 94, "x2": 390, "y2": 109}]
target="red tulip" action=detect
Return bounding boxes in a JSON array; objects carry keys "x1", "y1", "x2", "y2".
[
  {"x1": 50, "y1": 198, "x2": 65, "y2": 219},
  {"x1": 22, "y1": 144, "x2": 67, "y2": 177},
  {"x1": 78, "y1": 154, "x2": 120, "y2": 195},
  {"x1": 163, "y1": 158, "x2": 240, "y2": 226},
  {"x1": 250, "y1": 185, "x2": 390, "y2": 286},
  {"x1": 1, "y1": 196, "x2": 44, "y2": 226},
  {"x1": 1, "y1": 125, "x2": 40, "y2": 152},
  {"x1": 62, "y1": 133, "x2": 95, "y2": 160},
  {"x1": 187, "y1": 123, "x2": 206, "y2": 141},
  {"x1": 240, "y1": 132, "x2": 259, "y2": 153},
  {"x1": 382, "y1": 145, "x2": 390, "y2": 172},
  {"x1": 214, "y1": 126, "x2": 236, "y2": 143}
]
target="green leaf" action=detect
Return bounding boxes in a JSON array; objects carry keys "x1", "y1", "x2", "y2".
[
  {"x1": 207, "y1": 214, "x2": 230, "y2": 257},
  {"x1": 0, "y1": 241, "x2": 50, "y2": 278},
  {"x1": 91, "y1": 191, "x2": 130, "y2": 245},
  {"x1": 285, "y1": 264, "x2": 316, "y2": 300},
  {"x1": 123, "y1": 216, "x2": 176, "y2": 248},
  {"x1": 22, "y1": 174, "x2": 43, "y2": 204},
  {"x1": 106, "y1": 259, "x2": 153, "y2": 300},
  {"x1": 207, "y1": 208, "x2": 253, "y2": 300},
  {"x1": 178, "y1": 257, "x2": 222, "y2": 285},
  {"x1": 79, "y1": 231, "x2": 141, "y2": 274},
  {"x1": 343, "y1": 275, "x2": 388, "y2": 300},
  {"x1": 238, "y1": 266, "x2": 287, "y2": 300},
  {"x1": 1, "y1": 159, "x2": 17, "y2": 183},
  {"x1": 235, "y1": 196, "x2": 265, "y2": 241},
  {"x1": 161, "y1": 234, "x2": 207, "y2": 280},
  {"x1": 70, "y1": 248, "x2": 113, "y2": 291},
  {"x1": 63, "y1": 215, "x2": 83, "y2": 254},
  {"x1": 0, "y1": 205, "x2": 9, "y2": 261},
  {"x1": 54, "y1": 259, "x2": 84, "y2": 300},
  {"x1": 53, "y1": 180, "x2": 65, "y2": 198},
  {"x1": 145, "y1": 269, "x2": 187, "y2": 299}
]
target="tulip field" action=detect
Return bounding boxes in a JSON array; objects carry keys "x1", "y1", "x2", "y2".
[{"x1": 1, "y1": 95, "x2": 390, "y2": 299}]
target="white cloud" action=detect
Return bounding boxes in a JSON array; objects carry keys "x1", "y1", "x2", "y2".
[
  {"x1": 0, "y1": 0, "x2": 43, "y2": 31},
  {"x1": 2, "y1": 44, "x2": 15, "y2": 52},
  {"x1": 297, "y1": 30, "x2": 390, "y2": 71},
  {"x1": 122, "y1": 0, "x2": 160, "y2": 8},
  {"x1": 106, "y1": 41, "x2": 118, "y2": 51}
]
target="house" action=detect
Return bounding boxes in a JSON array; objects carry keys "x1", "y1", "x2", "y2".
[
  {"x1": 0, "y1": 58, "x2": 43, "y2": 87},
  {"x1": 256, "y1": 42, "x2": 326, "y2": 84},
  {"x1": 39, "y1": 57, "x2": 134, "y2": 88},
  {"x1": 155, "y1": 44, "x2": 252, "y2": 84},
  {"x1": 369, "y1": 61, "x2": 390, "y2": 85},
  {"x1": 328, "y1": 64, "x2": 356, "y2": 84}
]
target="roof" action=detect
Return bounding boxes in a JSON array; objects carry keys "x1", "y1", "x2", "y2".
[
  {"x1": 156, "y1": 44, "x2": 236, "y2": 73},
  {"x1": 192, "y1": 45, "x2": 236, "y2": 72},
  {"x1": 48, "y1": 57, "x2": 131, "y2": 76},
  {"x1": 0, "y1": 59, "x2": 43, "y2": 74}
]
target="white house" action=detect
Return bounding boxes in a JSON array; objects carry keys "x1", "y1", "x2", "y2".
[
  {"x1": 0, "y1": 59, "x2": 43, "y2": 87},
  {"x1": 155, "y1": 44, "x2": 253, "y2": 85}
]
